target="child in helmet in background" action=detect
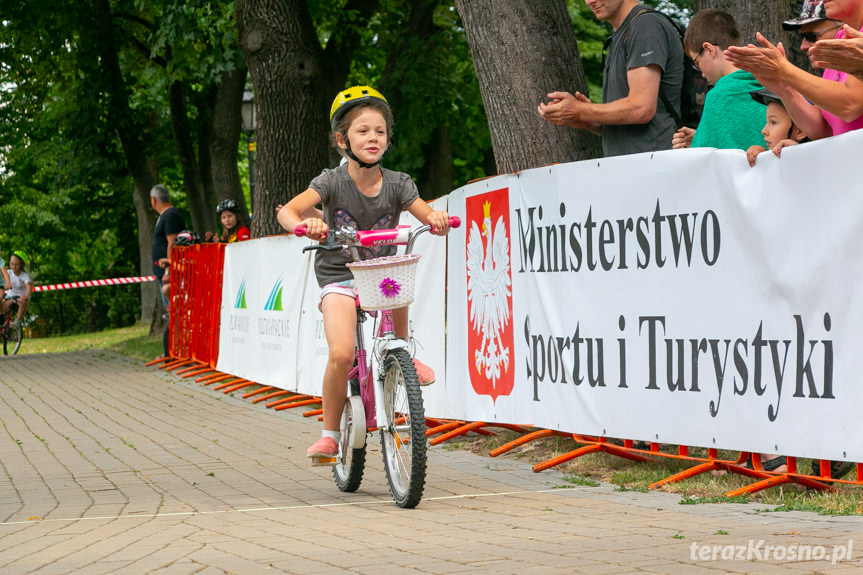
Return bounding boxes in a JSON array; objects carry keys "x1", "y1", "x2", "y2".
[
  {"x1": 746, "y1": 88, "x2": 809, "y2": 166},
  {"x1": 207, "y1": 199, "x2": 251, "y2": 243},
  {"x1": 277, "y1": 85, "x2": 451, "y2": 460}
]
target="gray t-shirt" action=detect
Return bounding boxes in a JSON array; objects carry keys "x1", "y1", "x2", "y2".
[
  {"x1": 309, "y1": 164, "x2": 419, "y2": 287},
  {"x1": 601, "y1": 5, "x2": 683, "y2": 158}
]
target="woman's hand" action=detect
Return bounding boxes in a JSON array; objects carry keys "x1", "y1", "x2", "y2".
[{"x1": 810, "y1": 26, "x2": 863, "y2": 79}]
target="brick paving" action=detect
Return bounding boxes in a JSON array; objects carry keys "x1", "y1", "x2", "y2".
[{"x1": 1, "y1": 351, "x2": 861, "y2": 574}]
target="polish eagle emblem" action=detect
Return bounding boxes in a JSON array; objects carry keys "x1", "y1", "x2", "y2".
[{"x1": 466, "y1": 200, "x2": 512, "y2": 387}]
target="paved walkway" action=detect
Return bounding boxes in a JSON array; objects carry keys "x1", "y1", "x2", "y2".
[{"x1": 0, "y1": 351, "x2": 861, "y2": 575}]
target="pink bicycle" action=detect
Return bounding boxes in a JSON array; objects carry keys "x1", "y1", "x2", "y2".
[{"x1": 296, "y1": 216, "x2": 459, "y2": 508}]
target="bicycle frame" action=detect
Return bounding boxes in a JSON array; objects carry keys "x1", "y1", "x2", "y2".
[
  {"x1": 344, "y1": 223, "x2": 431, "y2": 436},
  {"x1": 349, "y1": 308, "x2": 396, "y2": 432},
  {"x1": 297, "y1": 215, "x2": 460, "y2": 506}
]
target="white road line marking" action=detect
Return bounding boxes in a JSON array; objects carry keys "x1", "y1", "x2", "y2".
[{"x1": 0, "y1": 489, "x2": 564, "y2": 526}]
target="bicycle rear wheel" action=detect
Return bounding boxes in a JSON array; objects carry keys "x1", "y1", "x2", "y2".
[
  {"x1": 380, "y1": 348, "x2": 427, "y2": 508},
  {"x1": 3, "y1": 322, "x2": 22, "y2": 355},
  {"x1": 333, "y1": 380, "x2": 366, "y2": 492}
]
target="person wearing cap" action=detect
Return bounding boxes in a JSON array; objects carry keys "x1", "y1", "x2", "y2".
[
  {"x1": 745, "y1": 89, "x2": 809, "y2": 167},
  {"x1": 783, "y1": 2, "x2": 845, "y2": 71},
  {"x1": 810, "y1": 24, "x2": 863, "y2": 78},
  {"x1": 671, "y1": 9, "x2": 766, "y2": 151},
  {"x1": 3, "y1": 251, "x2": 33, "y2": 328},
  {"x1": 277, "y1": 86, "x2": 451, "y2": 461},
  {"x1": 724, "y1": 0, "x2": 863, "y2": 141}
]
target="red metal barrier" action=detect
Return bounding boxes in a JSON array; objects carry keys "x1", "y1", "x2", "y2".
[{"x1": 167, "y1": 243, "x2": 225, "y2": 366}]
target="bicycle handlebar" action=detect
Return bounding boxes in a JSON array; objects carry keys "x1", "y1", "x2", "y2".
[
  {"x1": 296, "y1": 216, "x2": 460, "y2": 256},
  {"x1": 295, "y1": 216, "x2": 460, "y2": 240}
]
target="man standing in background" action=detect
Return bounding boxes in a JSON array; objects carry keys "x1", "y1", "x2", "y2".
[
  {"x1": 538, "y1": 0, "x2": 684, "y2": 157},
  {"x1": 149, "y1": 184, "x2": 185, "y2": 305}
]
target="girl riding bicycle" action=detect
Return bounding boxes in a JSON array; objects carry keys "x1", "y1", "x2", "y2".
[
  {"x1": 277, "y1": 85, "x2": 451, "y2": 460},
  {"x1": 3, "y1": 251, "x2": 33, "y2": 328}
]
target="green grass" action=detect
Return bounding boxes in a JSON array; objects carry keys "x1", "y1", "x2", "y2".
[
  {"x1": 20, "y1": 324, "x2": 163, "y2": 362},
  {"x1": 460, "y1": 429, "x2": 863, "y2": 516}
]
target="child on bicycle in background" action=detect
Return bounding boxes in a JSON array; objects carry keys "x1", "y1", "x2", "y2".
[
  {"x1": 277, "y1": 85, "x2": 451, "y2": 460},
  {"x1": 3, "y1": 251, "x2": 33, "y2": 328}
]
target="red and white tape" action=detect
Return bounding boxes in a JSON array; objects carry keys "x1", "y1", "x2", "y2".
[{"x1": 34, "y1": 276, "x2": 156, "y2": 293}]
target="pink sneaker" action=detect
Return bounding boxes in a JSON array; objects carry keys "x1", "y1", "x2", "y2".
[
  {"x1": 307, "y1": 436, "x2": 338, "y2": 458},
  {"x1": 413, "y1": 358, "x2": 436, "y2": 386}
]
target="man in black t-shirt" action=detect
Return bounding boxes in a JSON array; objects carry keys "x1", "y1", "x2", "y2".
[
  {"x1": 150, "y1": 184, "x2": 185, "y2": 305},
  {"x1": 538, "y1": 0, "x2": 684, "y2": 158}
]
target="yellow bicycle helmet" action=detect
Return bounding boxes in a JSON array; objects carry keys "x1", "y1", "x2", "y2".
[
  {"x1": 329, "y1": 85, "x2": 389, "y2": 130},
  {"x1": 329, "y1": 85, "x2": 392, "y2": 169}
]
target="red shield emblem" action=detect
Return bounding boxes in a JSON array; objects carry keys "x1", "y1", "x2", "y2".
[{"x1": 465, "y1": 188, "x2": 514, "y2": 402}]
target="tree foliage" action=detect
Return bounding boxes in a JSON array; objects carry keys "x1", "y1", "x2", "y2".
[{"x1": 1, "y1": 0, "x2": 807, "y2": 334}]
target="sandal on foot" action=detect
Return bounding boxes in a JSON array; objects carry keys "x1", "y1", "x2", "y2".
[{"x1": 306, "y1": 436, "x2": 338, "y2": 458}]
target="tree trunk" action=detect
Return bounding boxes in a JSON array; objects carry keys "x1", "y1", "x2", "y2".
[
  {"x1": 418, "y1": 124, "x2": 454, "y2": 200},
  {"x1": 90, "y1": 0, "x2": 162, "y2": 330},
  {"x1": 170, "y1": 80, "x2": 217, "y2": 235},
  {"x1": 236, "y1": 0, "x2": 331, "y2": 238},
  {"x1": 694, "y1": 0, "x2": 810, "y2": 71},
  {"x1": 197, "y1": 84, "x2": 219, "y2": 228},
  {"x1": 455, "y1": 0, "x2": 602, "y2": 173},
  {"x1": 210, "y1": 67, "x2": 251, "y2": 227},
  {"x1": 379, "y1": 0, "x2": 454, "y2": 200}
]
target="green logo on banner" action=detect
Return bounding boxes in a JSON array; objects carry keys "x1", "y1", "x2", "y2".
[
  {"x1": 235, "y1": 278, "x2": 247, "y2": 309},
  {"x1": 264, "y1": 276, "x2": 283, "y2": 311}
]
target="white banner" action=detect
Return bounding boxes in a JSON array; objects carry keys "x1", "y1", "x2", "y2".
[
  {"x1": 216, "y1": 236, "x2": 310, "y2": 390},
  {"x1": 446, "y1": 129, "x2": 863, "y2": 463},
  {"x1": 216, "y1": 202, "x2": 450, "y2": 416}
]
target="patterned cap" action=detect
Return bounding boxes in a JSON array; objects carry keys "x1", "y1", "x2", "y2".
[{"x1": 783, "y1": 0, "x2": 828, "y2": 30}]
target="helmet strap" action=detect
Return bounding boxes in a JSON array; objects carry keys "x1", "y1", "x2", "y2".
[{"x1": 344, "y1": 138, "x2": 386, "y2": 169}]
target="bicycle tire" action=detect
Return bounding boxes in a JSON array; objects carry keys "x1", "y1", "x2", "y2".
[
  {"x1": 333, "y1": 380, "x2": 366, "y2": 492},
  {"x1": 3, "y1": 323, "x2": 22, "y2": 355},
  {"x1": 380, "y1": 348, "x2": 427, "y2": 508}
]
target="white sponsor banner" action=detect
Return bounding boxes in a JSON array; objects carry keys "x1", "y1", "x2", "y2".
[
  {"x1": 216, "y1": 236, "x2": 310, "y2": 390},
  {"x1": 216, "y1": 202, "x2": 449, "y2": 415},
  {"x1": 447, "y1": 129, "x2": 863, "y2": 462}
]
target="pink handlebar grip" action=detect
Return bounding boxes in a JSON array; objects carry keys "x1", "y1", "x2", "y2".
[
  {"x1": 294, "y1": 224, "x2": 307, "y2": 237},
  {"x1": 449, "y1": 216, "x2": 461, "y2": 229}
]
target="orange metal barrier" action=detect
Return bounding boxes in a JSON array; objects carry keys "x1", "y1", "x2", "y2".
[{"x1": 150, "y1": 243, "x2": 860, "y2": 497}]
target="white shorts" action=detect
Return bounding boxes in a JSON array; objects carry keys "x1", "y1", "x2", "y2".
[{"x1": 318, "y1": 280, "x2": 358, "y2": 311}]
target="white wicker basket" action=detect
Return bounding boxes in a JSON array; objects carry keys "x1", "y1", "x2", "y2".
[{"x1": 346, "y1": 253, "x2": 421, "y2": 311}]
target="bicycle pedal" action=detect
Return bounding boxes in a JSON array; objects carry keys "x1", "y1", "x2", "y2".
[{"x1": 309, "y1": 455, "x2": 338, "y2": 467}]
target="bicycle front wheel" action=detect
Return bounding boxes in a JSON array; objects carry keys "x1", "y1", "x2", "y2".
[
  {"x1": 3, "y1": 323, "x2": 22, "y2": 355},
  {"x1": 333, "y1": 383, "x2": 366, "y2": 492},
  {"x1": 380, "y1": 348, "x2": 427, "y2": 508}
]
